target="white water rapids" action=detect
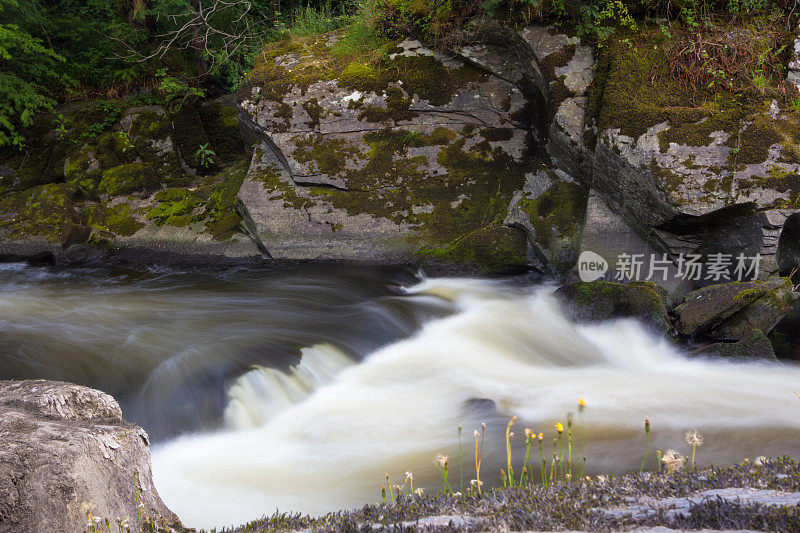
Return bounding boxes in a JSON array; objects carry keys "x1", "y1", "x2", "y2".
[{"x1": 149, "y1": 277, "x2": 800, "y2": 529}]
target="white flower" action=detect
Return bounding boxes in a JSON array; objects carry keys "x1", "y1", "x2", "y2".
[
  {"x1": 661, "y1": 449, "x2": 686, "y2": 473},
  {"x1": 404, "y1": 471, "x2": 413, "y2": 481},
  {"x1": 754, "y1": 456, "x2": 767, "y2": 466},
  {"x1": 453, "y1": 491, "x2": 462, "y2": 497},
  {"x1": 470, "y1": 479, "x2": 483, "y2": 488},
  {"x1": 435, "y1": 454, "x2": 449, "y2": 468},
  {"x1": 685, "y1": 431, "x2": 704, "y2": 447},
  {"x1": 414, "y1": 488, "x2": 424, "y2": 496},
  {"x1": 474, "y1": 429, "x2": 480, "y2": 439}
]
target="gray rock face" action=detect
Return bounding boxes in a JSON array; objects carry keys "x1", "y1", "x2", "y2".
[
  {"x1": 518, "y1": 26, "x2": 595, "y2": 181},
  {"x1": 788, "y1": 24, "x2": 800, "y2": 90},
  {"x1": 0, "y1": 380, "x2": 179, "y2": 532},
  {"x1": 237, "y1": 23, "x2": 548, "y2": 270},
  {"x1": 601, "y1": 487, "x2": 800, "y2": 522},
  {"x1": 691, "y1": 331, "x2": 778, "y2": 360},
  {"x1": 674, "y1": 279, "x2": 794, "y2": 338}
]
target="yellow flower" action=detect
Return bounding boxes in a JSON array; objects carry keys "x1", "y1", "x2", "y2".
[
  {"x1": 537, "y1": 432, "x2": 544, "y2": 441},
  {"x1": 555, "y1": 422, "x2": 564, "y2": 433},
  {"x1": 578, "y1": 397, "x2": 586, "y2": 408}
]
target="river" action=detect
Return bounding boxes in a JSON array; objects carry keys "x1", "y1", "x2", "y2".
[{"x1": 1, "y1": 263, "x2": 799, "y2": 529}]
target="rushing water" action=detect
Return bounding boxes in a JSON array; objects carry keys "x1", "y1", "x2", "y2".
[{"x1": 1, "y1": 263, "x2": 800, "y2": 529}]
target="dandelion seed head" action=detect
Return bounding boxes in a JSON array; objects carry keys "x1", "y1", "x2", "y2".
[
  {"x1": 661, "y1": 449, "x2": 686, "y2": 473},
  {"x1": 685, "y1": 431, "x2": 703, "y2": 447}
]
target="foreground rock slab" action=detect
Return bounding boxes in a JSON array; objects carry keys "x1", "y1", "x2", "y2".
[{"x1": 0, "y1": 380, "x2": 179, "y2": 532}]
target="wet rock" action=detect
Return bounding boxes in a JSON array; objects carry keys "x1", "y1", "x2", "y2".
[
  {"x1": 777, "y1": 212, "x2": 800, "y2": 279},
  {"x1": 504, "y1": 168, "x2": 588, "y2": 276},
  {"x1": 519, "y1": 25, "x2": 595, "y2": 181},
  {"x1": 674, "y1": 279, "x2": 794, "y2": 337},
  {"x1": 556, "y1": 280, "x2": 672, "y2": 333},
  {"x1": 237, "y1": 27, "x2": 544, "y2": 270},
  {"x1": 587, "y1": 37, "x2": 798, "y2": 273},
  {"x1": 0, "y1": 380, "x2": 179, "y2": 532},
  {"x1": 690, "y1": 329, "x2": 777, "y2": 361}
]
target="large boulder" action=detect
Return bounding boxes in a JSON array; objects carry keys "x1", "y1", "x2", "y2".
[
  {"x1": 237, "y1": 24, "x2": 555, "y2": 271},
  {"x1": 584, "y1": 30, "x2": 797, "y2": 275},
  {"x1": 556, "y1": 280, "x2": 672, "y2": 333},
  {"x1": 0, "y1": 380, "x2": 179, "y2": 532},
  {"x1": 690, "y1": 329, "x2": 778, "y2": 361},
  {"x1": 674, "y1": 279, "x2": 795, "y2": 338}
]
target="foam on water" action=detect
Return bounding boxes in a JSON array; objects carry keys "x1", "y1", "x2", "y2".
[{"x1": 151, "y1": 278, "x2": 800, "y2": 529}]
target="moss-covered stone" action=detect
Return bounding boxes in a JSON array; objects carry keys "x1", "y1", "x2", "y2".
[
  {"x1": 557, "y1": 280, "x2": 672, "y2": 333},
  {"x1": 99, "y1": 162, "x2": 159, "y2": 196},
  {"x1": 146, "y1": 188, "x2": 203, "y2": 227},
  {"x1": 736, "y1": 117, "x2": 782, "y2": 165},
  {"x1": 517, "y1": 178, "x2": 586, "y2": 250},
  {"x1": 201, "y1": 158, "x2": 250, "y2": 240},
  {"x1": 84, "y1": 202, "x2": 144, "y2": 237},
  {"x1": 173, "y1": 106, "x2": 212, "y2": 173},
  {"x1": 198, "y1": 102, "x2": 246, "y2": 164},
  {"x1": 0, "y1": 183, "x2": 81, "y2": 243}
]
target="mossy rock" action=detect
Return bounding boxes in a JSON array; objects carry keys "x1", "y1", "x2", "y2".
[
  {"x1": 200, "y1": 159, "x2": 249, "y2": 240},
  {"x1": 421, "y1": 225, "x2": 528, "y2": 271},
  {"x1": 239, "y1": 32, "x2": 535, "y2": 268},
  {"x1": 708, "y1": 278, "x2": 795, "y2": 341},
  {"x1": 556, "y1": 280, "x2": 672, "y2": 333},
  {"x1": 198, "y1": 102, "x2": 245, "y2": 164},
  {"x1": 84, "y1": 202, "x2": 144, "y2": 237},
  {"x1": 99, "y1": 162, "x2": 159, "y2": 196},
  {"x1": 690, "y1": 329, "x2": 777, "y2": 361},
  {"x1": 0, "y1": 183, "x2": 82, "y2": 244},
  {"x1": 674, "y1": 280, "x2": 792, "y2": 338},
  {"x1": 173, "y1": 106, "x2": 214, "y2": 173},
  {"x1": 146, "y1": 188, "x2": 204, "y2": 227}
]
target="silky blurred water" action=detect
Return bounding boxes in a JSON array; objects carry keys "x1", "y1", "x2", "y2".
[{"x1": 1, "y1": 264, "x2": 799, "y2": 529}]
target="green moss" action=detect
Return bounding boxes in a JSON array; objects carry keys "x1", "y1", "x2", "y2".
[
  {"x1": 358, "y1": 86, "x2": 414, "y2": 123},
  {"x1": 146, "y1": 188, "x2": 203, "y2": 227},
  {"x1": 198, "y1": 103, "x2": 246, "y2": 164},
  {"x1": 517, "y1": 178, "x2": 587, "y2": 249},
  {"x1": 761, "y1": 166, "x2": 800, "y2": 208},
  {"x1": 547, "y1": 77, "x2": 571, "y2": 124},
  {"x1": 172, "y1": 106, "x2": 212, "y2": 172},
  {"x1": 0, "y1": 183, "x2": 80, "y2": 242},
  {"x1": 301, "y1": 98, "x2": 323, "y2": 128},
  {"x1": 737, "y1": 117, "x2": 781, "y2": 165},
  {"x1": 202, "y1": 159, "x2": 250, "y2": 240},
  {"x1": 539, "y1": 44, "x2": 575, "y2": 81},
  {"x1": 63, "y1": 145, "x2": 103, "y2": 196},
  {"x1": 423, "y1": 225, "x2": 527, "y2": 270},
  {"x1": 251, "y1": 162, "x2": 314, "y2": 210},
  {"x1": 94, "y1": 131, "x2": 136, "y2": 169},
  {"x1": 658, "y1": 99, "x2": 746, "y2": 152},
  {"x1": 596, "y1": 35, "x2": 692, "y2": 140},
  {"x1": 84, "y1": 202, "x2": 144, "y2": 236},
  {"x1": 245, "y1": 32, "x2": 487, "y2": 114},
  {"x1": 127, "y1": 110, "x2": 170, "y2": 141},
  {"x1": 99, "y1": 162, "x2": 159, "y2": 196},
  {"x1": 340, "y1": 61, "x2": 384, "y2": 92},
  {"x1": 480, "y1": 127, "x2": 515, "y2": 142}
]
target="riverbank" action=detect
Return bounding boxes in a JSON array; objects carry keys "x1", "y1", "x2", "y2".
[{"x1": 210, "y1": 457, "x2": 800, "y2": 531}]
